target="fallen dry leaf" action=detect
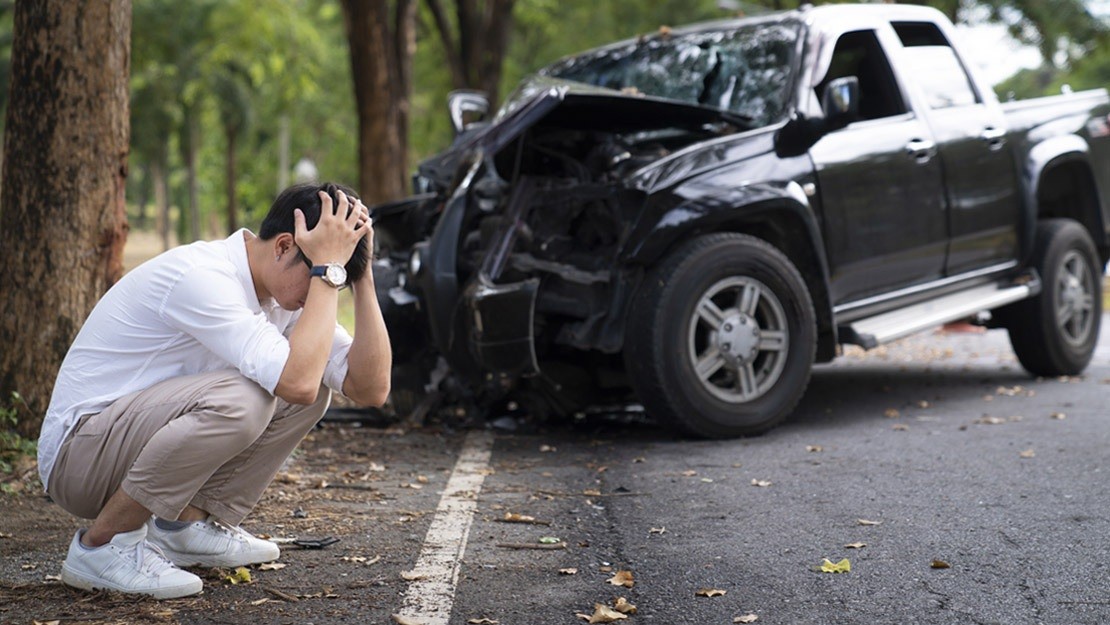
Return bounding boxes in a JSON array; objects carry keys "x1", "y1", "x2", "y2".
[
  {"x1": 917, "y1": 400, "x2": 930, "y2": 408},
  {"x1": 976, "y1": 416, "x2": 1007, "y2": 425},
  {"x1": 696, "y1": 588, "x2": 727, "y2": 597},
  {"x1": 0, "y1": 532, "x2": 12, "y2": 538},
  {"x1": 502, "y1": 512, "x2": 537, "y2": 523},
  {"x1": 400, "y1": 571, "x2": 427, "y2": 581},
  {"x1": 416, "y1": 475, "x2": 429, "y2": 484},
  {"x1": 1019, "y1": 449, "x2": 1036, "y2": 458},
  {"x1": 583, "y1": 489, "x2": 602, "y2": 496},
  {"x1": 577, "y1": 604, "x2": 629, "y2": 623},
  {"x1": 844, "y1": 542, "x2": 866, "y2": 549},
  {"x1": 682, "y1": 470, "x2": 698, "y2": 477},
  {"x1": 43, "y1": 575, "x2": 61, "y2": 582},
  {"x1": 884, "y1": 408, "x2": 900, "y2": 418},
  {"x1": 558, "y1": 568, "x2": 578, "y2": 575},
  {"x1": 613, "y1": 597, "x2": 637, "y2": 614},
  {"x1": 392, "y1": 615, "x2": 425, "y2": 625},
  {"x1": 368, "y1": 462, "x2": 386, "y2": 472},
  {"x1": 819, "y1": 558, "x2": 851, "y2": 573},
  {"x1": 259, "y1": 562, "x2": 287, "y2": 571},
  {"x1": 806, "y1": 445, "x2": 824, "y2": 453},
  {"x1": 226, "y1": 567, "x2": 252, "y2": 584},
  {"x1": 250, "y1": 598, "x2": 270, "y2": 606},
  {"x1": 1051, "y1": 412, "x2": 1066, "y2": 420},
  {"x1": 931, "y1": 559, "x2": 951, "y2": 569},
  {"x1": 467, "y1": 619, "x2": 499, "y2": 624},
  {"x1": 751, "y1": 479, "x2": 772, "y2": 488},
  {"x1": 649, "y1": 527, "x2": 666, "y2": 535},
  {"x1": 735, "y1": 615, "x2": 759, "y2": 623},
  {"x1": 858, "y1": 519, "x2": 882, "y2": 526},
  {"x1": 892, "y1": 424, "x2": 909, "y2": 431},
  {"x1": 607, "y1": 570, "x2": 634, "y2": 588},
  {"x1": 33, "y1": 621, "x2": 60, "y2": 625},
  {"x1": 540, "y1": 445, "x2": 557, "y2": 453}
]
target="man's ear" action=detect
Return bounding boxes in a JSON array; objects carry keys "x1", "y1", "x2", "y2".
[{"x1": 273, "y1": 233, "x2": 296, "y2": 259}]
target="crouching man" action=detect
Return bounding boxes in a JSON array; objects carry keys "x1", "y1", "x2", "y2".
[{"x1": 36, "y1": 183, "x2": 391, "y2": 598}]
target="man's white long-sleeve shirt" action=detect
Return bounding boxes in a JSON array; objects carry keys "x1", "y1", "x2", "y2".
[{"x1": 37, "y1": 229, "x2": 353, "y2": 488}]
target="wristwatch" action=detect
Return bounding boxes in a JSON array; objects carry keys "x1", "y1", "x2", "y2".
[{"x1": 310, "y1": 263, "x2": 347, "y2": 288}]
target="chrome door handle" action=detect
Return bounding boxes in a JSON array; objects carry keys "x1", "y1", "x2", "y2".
[
  {"x1": 980, "y1": 126, "x2": 1007, "y2": 151},
  {"x1": 906, "y1": 139, "x2": 936, "y2": 164}
]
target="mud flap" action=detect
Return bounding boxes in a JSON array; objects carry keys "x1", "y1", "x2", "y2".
[{"x1": 467, "y1": 278, "x2": 541, "y2": 376}]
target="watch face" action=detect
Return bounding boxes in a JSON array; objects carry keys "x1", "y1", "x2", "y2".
[{"x1": 326, "y1": 264, "x2": 347, "y2": 286}]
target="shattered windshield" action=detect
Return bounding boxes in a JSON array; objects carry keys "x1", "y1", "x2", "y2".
[{"x1": 541, "y1": 21, "x2": 800, "y2": 128}]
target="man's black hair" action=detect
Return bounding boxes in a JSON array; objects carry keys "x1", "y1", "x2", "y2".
[{"x1": 258, "y1": 182, "x2": 370, "y2": 284}]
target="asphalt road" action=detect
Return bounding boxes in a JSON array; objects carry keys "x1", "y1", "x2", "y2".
[
  {"x1": 4, "y1": 319, "x2": 1108, "y2": 625},
  {"x1": 444, "y1": 319, "x2": 1110, "y2": 625}
]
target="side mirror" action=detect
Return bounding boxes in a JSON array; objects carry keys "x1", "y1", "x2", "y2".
[
  {"x1": 448, "y1": 90, "x2": 490, "y2": 136},
  {"x1": 821, "y1": 76, "x2": 859, "y2": 130},
  {"x1": 774, "y1": 75, "x2": 860, "y2": 158}
]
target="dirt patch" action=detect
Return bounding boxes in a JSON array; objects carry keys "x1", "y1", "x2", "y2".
[{"x1": 0, "y1": 423, "x2": 466, "y2": 625}]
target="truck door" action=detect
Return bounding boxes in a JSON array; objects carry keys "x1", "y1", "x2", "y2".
[
  {"x1": 892, "y1": 21, "x2": 1022, "y2": 276},
  {"x1": 810, "y1": 29, "x2": 948, "y2": 305}
]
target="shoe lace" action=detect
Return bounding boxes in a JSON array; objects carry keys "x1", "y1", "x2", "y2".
[
  {"x1": 128, "y1": 540, "x2": 177, "y2": 576},
  {"x1": 209, "y1": 518, "x2": 250, "y2": 543}
]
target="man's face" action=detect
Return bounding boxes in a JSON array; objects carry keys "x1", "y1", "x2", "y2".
[{"x1": 270, "y1": 250, "x2": 314, "y2": 311}]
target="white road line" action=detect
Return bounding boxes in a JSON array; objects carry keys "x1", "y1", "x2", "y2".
[{"x1": 393, "y1": 429, "x2": 495, "y2": 625}]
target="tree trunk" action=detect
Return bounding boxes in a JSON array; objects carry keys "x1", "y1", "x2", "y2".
[
  {"x1": 179, "y1": 106, "x2": 200, "y2": 242},
  {"x1": 151, "y1": 160, "x2": 170, "y2": 251},
  {"x1": 426, "y1": 0, "x2": 516, "y2": 107},
  {"x1": 0, "y1": 0, "x2": 131, "y2": 436},
  {"x1": 225, "y1": 127, "x2": 238, "y2": 234},
  {"x1": 341, "y1": 0, "x2": 414, "y2": 203},
  {"x1": 277, "y1": 114, "x2": 290, "y2": 193}
]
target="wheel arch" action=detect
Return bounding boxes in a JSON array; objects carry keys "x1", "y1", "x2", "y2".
[
  {"x1": 623, "y1": 186, "x2": 837, "y2": 362},
  {"x1": 1026, "y1": 136, "x2": 1109, "y2": 266}
]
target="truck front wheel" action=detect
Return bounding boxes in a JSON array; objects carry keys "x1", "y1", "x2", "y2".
[
  {"x1": 624, "y1": 233, "x2": 816, "y2": 438},
  {"x1": 1004, "y1": 219, "x2": 1102, "y2": 376}
]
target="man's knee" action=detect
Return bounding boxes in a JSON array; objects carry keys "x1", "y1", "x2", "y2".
[{"x1": 202, "y1": 374, "x2": 277, "y2": 443}]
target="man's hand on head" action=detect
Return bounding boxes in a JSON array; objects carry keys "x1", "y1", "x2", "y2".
[{"x1": 293, "y1": 190, "x2": 366, "y2": 266}]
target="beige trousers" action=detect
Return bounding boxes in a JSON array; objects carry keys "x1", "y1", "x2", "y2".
[{"x1": 48, "y1": 370, "x2": 331, "y2": 525}]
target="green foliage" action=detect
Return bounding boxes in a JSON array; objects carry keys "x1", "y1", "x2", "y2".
[{"x1": 0, "y1": 391, "x2": 35, "y2": 484}]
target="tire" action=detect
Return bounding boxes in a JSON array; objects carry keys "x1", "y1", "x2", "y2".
[
  {"x1": 1004, "y1": 219, "x2": 1102, "y2": 376},
  {"x1": 624, "y1": 233, "x2": 816, "y2": 438}
]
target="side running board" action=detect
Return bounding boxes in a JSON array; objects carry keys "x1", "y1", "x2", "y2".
[{"x1": 840, "y1": 273, "x2": 1041, "y2": 349}]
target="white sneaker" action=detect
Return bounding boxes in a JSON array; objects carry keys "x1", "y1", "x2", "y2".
[
  {"x1": 61, "y1": 526, "x2": 203, "y2": 599},
  {"x1": 145, "y1": 516, "x2": 280, "y2": 568}
]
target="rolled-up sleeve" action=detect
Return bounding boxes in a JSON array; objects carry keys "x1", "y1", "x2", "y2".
[{"x1": 160, "y1": 267, "x2": 291, "y2": 393}]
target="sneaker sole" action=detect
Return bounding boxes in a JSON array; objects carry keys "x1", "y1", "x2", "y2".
[
  {"x1": 160, "y1": 546, "x2": 281, "y2": 569},
  {"x1": 61, "y1": 563, "x2": 203, "y2": 599}
]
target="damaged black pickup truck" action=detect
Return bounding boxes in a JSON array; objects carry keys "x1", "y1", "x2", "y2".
[{"x1": 371, "y1": 3, "x2": 1110, "y2": 437}]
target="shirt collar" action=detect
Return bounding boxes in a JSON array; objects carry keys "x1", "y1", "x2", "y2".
[{"x1": 227, "y1": 228, "x2": 266, "y2": 314}]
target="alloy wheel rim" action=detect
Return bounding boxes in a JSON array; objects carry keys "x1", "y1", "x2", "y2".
[
  {"x1": 1054, "y1": 249, "x2": 1096, "y2": 347},
  {"x1": 687, "y1": 276, "x2": 789, "y2": 403}
]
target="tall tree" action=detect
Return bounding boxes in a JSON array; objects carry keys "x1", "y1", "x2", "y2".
[
  {"x1": 0, "y1": 0, "x2": 131, "y2": 435},
  {"x1": 341, "y1": 0, "x2": 416, "y2": 203},
  {"x1": 426, "y1": 0, "x2": 516, "y2": 107}
]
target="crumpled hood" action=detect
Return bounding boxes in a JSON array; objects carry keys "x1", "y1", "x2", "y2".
[{"x1": 417, "y1": 76, "x2": 750, "y2": 186}]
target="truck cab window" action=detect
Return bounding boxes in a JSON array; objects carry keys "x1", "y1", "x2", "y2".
[
  {"x1": 818, "y1": 30, "x2": 906, "y2": 121},
  {"x1": 892, "y1": 21, "x2": 979, "y2": 109}
]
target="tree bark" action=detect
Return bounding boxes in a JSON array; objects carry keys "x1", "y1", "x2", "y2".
[
  {"x1": 426, "y1": 0, "x2": 516, "y2": 107},
  {"x1": 341, "y1": 0, "x2": 415, "y2": 203},
  {"x1": 0, "y1": 0, "x2": 131, "y2": 435},
  {"x1": 151, "y1": 160, "x2": 170, "y2": 251},
  {"x1": 225, "y1": 127, "x2": 238, "y2": 234}
]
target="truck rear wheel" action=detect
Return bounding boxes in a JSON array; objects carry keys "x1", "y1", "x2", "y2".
[
  {"x1": 1004, "y1": 219, "x2": 1102, "y2": 376},
  {"x1": 624, "y1": 233, "x2": 816, "y2": 438}
]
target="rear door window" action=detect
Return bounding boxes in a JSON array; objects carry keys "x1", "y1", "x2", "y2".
[{"x1": 892, "y1": 21, "x2": 979, "y2": 109}]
